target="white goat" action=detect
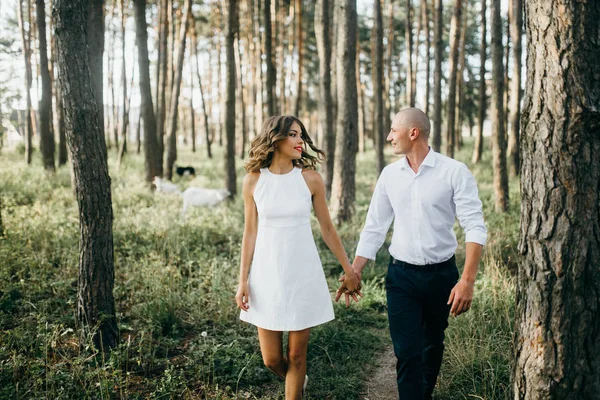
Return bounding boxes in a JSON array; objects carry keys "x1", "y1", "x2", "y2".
[
  {"x1": 181, "y1": 187, "x2": 230, "y2": 217},
  {"x1": 153, "y1": 177, "x2": 181, "y2": 194}
]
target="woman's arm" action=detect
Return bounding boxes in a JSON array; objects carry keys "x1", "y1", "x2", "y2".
[
  {"x1": 236, "y1": 173, "x2": 260, "y2": 311},
  {"x1": 302, "y1": 170, "x2": 361, "y2": 300}
]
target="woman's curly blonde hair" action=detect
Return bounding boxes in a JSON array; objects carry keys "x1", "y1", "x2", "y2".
[{"x1": 245, "y1": 115, "x2": 325, "y2": 172}]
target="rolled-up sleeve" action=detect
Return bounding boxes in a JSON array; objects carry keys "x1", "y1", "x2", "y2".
[
  {"x1": 356, "y1": 170, "x2": 395, "y2": 260},
  {"x1": 453, "y1": 164, "x2": 487, "y2": 245}
]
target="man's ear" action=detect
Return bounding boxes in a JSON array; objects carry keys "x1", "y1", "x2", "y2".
[{"x1": 410, "y1": 127, "x2": 420, "y2": 140}]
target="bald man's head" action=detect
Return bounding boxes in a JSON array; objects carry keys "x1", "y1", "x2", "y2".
[{"x1": 392, "y1": 108, "x2": 431, "y2": 140}]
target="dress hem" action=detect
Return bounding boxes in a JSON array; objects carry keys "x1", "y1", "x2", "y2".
[{"x1": 239, "y1": 315, "x2": 335, "y2": 332}]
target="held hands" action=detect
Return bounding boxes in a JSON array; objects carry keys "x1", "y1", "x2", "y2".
[
  {"x1": 335, "y1": 267, "x2": 363, "y2": 307},
  {"x1": 235, "y1": 282, "x2": 250, "y2": 311},
  {"x1": 447, "y1": 278, "x2": 474, "y2": 317}
]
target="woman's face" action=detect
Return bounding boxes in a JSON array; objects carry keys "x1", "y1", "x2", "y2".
[{"x1": 275, "y1": 122, "x2": 304, "y2": 160}]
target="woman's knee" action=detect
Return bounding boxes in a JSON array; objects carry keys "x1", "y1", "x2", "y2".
[
  {"x1": 287, "y1": 350, "x2": 307, "y2": 368},
  {"x1": 263, "y1": 355, "x2": 283, "y2": 371}
]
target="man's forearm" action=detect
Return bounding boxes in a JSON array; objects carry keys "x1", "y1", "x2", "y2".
[
  {"x1": 461, "y1": 242, "x2": 483, "y2": 283},
  {"x1": 352, "y1": 255, "x2": 370, "y2": 275}
]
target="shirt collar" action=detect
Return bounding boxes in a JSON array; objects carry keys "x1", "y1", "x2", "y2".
[{"x1": 399, "y1": 147, "x2": 437, "y2": 170}]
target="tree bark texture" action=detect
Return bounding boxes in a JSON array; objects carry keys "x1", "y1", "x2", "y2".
[
  {"x1": 87, "y1": 0, "x2": 106, "y2": 149},
  {"x1": 331, "y1": 0, "x2": 358, "y2": 224},
  {"x1": 315, "y1": 0, "x2": 334, "y2": 197},
  {"x1": 472, "y1": 0, "x2": 486, "y2": 164},
  {"x1": 36, "y1": 0, "x2": 56, "y2": 171},
  {"x1": 264, "y1": 0, "x2": 276, "y2": 116},
  {"x1": 445, "y1": 0, "x2": 462, "y2": 158},
  {"x1": 507, "y1": 0, "x2": 522, "y2": 176},
  {"x1": 53, "y1": 0, "x2": 118, "y2": 351},
  {"x1": 490, "y1": 0, "x2": 509, "y2": 212},
  {"x1": 133, "y1": 0, "x2": 161, "y2": 183},
  {"x1": 432, "y1": 0, "x2": 443, "y2": 152},
  {"x1": 514, "y1": 0, "x2": 600, "y2": 398},
  {"x1": 225, "y1": 0, "x2": 237, "y2": 196},
  {"x1": 18, "y1": 0, "x2": 34, "y2": 165},
  {"x1": 373, "y1": 0, "x2": 385, "y2": 174}
]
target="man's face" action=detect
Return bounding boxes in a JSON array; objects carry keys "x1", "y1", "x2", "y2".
[{"x1": 386, "y1": 116, "x2": 411, "y2": 155}]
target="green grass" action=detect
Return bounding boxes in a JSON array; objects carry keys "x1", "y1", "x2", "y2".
[{"x1": 0, "y1": 138, "x2": 518, "y2": 399}]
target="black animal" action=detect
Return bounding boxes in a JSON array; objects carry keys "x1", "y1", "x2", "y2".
[{"x1": 175, "y1": 166, "x2": 196, "y2": 177}]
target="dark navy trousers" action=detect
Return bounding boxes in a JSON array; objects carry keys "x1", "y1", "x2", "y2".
[{"x1": 385, "y1": 255, "x2": 459, "y2": 400}]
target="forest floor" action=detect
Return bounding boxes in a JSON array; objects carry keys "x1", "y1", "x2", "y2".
[{"x1": 0, "y1": 139, "x2": 518, "y2": 399}]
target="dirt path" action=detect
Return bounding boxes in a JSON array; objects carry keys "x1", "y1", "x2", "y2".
[{"x1": 361, "y1": 345, "x2": 398, "y2": 400}]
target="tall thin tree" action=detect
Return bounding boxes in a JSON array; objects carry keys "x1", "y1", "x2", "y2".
[
  {"x1": 133, "y1": 0, "x2": 161, "y2": 183},
  {"x1": 432, "y1": 0, "x2": 443, "y2": 152},
  {"x1": 264, "y1": 0, "x2": 276, "y2": 116},
  {"x1": 514, "y1": 0, "x2": 600, "y2": 397},
  {"x1": 36, "y1": 0, "x2": 56, "y2": 171},
  {"x1": 490, "y1": 0, "x2": 508, "y2": 212},
  {"x1": 331, "y1": 0, "x2": 358, "y2": 223},
  {"x1": 507, "y1": 0, "x2": 522, "y2": 176},
  {"x1": 315, "y1": 0, "x2": 334, "y2": 197},
  {"x1": 472, "y1": 0, "x2": 486, "y2": 163},
  {"x1": 373, "y1": 0, "x2": 385, "y2": 174},
  {"x1": 293, "y1": 0, "x2": 303, "y2": 116},
  {"x1": 17, "y1": 0, "x2": 34, "y2": 164},
  {"x1": 225, "y1": 0, "x2": 237, "y2": 196},
  {"x1": 53, "y1": 0, "x2": 118, "y2": 351},
  {"x1": 445, "y1": 0, "x2": 462, "y2": 158}
]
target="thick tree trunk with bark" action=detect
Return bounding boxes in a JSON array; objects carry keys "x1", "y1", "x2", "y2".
[
  {"x1": 18, "y1": 0, "x2": 34, "y2": 165},
  {"x1": 225, "y1": 0, "x2": 237, "y2": 196},
  {"x1": 36, "y1": 0, "x2": 56, "y2": 171},
  {"x1": 514, "y1": 0, "x2": 600, "y2": 397},
  {"x1": 331, "y1": 0, "x2": 358, "y2": 223},
  {"x1": 53, "y1": 0, "x2": 118, "y2": 352},
  {"x1": 164, "y1": 0, "x2": 191, "y2": 180},
  {"x1": 507, "y1": 0, "x2": 522, "y2": 176},
  {"x1": 432, "y1": 0, "x2": 443, "y2": 152},
  {"x1": 133, "y1": 0, "x2": 161, "y2": 183},
  {"x1": 373, "y1": 0, "x2": 385, "y2": 174},
  {"x1": 472, "y1": 0, "x2": 486, "y2": 164},
  {"x1": 445, "y1": 0, "x2": 462, "y2": 158},
  {"x1": 315, "y1": 0, "x2": 334, "y2": 197},
  {"x1": 490, "y1": 0, "x2": 508, "y2": 212}
]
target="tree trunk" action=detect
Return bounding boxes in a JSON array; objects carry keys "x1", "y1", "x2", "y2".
[
  {"x1": 133, "y1": 0, "x2": 161, "y2": 183},
  {"x1": 384, "y1": 0, "x2": 393, "y2": 131},
  {"x1": 507, "y1": 0, "x2": 522, "y2": 176},
  {"x1": 445, "y1": 0, "x2": 462, "y2": 158},
  {"x1": 116, "y1": 0, "x2": 129, "y2": 167},
  {"x1": 50, "y1": 18, "x2": 68, "y2": 167},
  {"x1": 432, "y1": 0, "x2": 443, "y2": 152},
  {"x1": 264, "y1": 0, "x2": 276, "y2": 116},
  {"x1": 503, "y1": 5, "x2": 510, "y2": 142},
  {"x1": 189, "y1": 51, "x2": 196, "y2": 153},
  {"x1": 18, "y1": 0, "x2": 34, "y2": 165},
  {"x1": 423, "y1": 0, "x2": 431, "y2": 116},
  {"x1": 53, "y1": 0, "x2": 118, "y2": 352},
  {"x1": 357, "y1": 35, "x2": 366, "y2": 154},
  {"x1": 192, "y1": 24, "x2": 212, "y2": 159},
  {"x1": 454, "y1": 0, "x2": 468, "y2": 151},
  {"x1": 514, "y1": 0, "x2": 600, "y2": 397},
  {"x1": 373, "y1": 0, "x2": 385, "y2": 174},
  {"x1": 406, "y1": 0, "x2": 415, "y2": 107},
  {"x1": 87, "y1": 0, "x2": 106, "y2": 152},
  {"x1": 331, "y1": 0, "x2": 358, "y2": 224},
  {"x1": 156, "y1": 0, "x2": 168, "y2": 170},
  {"x1": 293, "y1": 0, "x2": 303, "y2": 116},
  {"x1": 36, "y1": 0, "x2": 56, "y2": 171},
  {"x1": 235, "y1": 34, "x2": 247, "y2": 159},
  {"x1": 136, "y1": 111, "x2": 141, "y2": 154},
  {"x1": 225, "y1": 0, "x2": 237, "y2": 196},
  {"x1": 164, "y1": 0, "x2": 191, "y2": 180},
  {"x1": 315, "y1": 0, "x2": 334, "y2": 197},
  {"x1": 490, "y1": 0, "x2": 508, "y2": 212},
  {"x1": 472, "y1": 0, "x2": 486, "y2": 164}
]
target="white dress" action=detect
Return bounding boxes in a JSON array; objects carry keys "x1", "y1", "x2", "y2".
[{"x1": 239, "y1": 166, "x2": 335, "y2": 331}]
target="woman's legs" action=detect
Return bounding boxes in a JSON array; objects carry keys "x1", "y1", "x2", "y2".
[
  {"x1": 258, "y1": 328, "x2": 288, "y2": 378},
  {"x1": 285, "y1": 328, "x2": 310, "y2": 400}
]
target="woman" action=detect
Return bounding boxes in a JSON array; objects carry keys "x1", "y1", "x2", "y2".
[{"x1": 235, "y1": 115, "x2": 361, "y2": 399}]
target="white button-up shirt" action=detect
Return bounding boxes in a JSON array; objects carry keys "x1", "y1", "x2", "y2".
[{"x1": 355, "y1": 148, "x2": 487, "y2": 265}]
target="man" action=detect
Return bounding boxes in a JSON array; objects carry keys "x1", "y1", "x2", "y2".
[{"x1": 348, "y1": 108, "x2": 487, "y2": 399}]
